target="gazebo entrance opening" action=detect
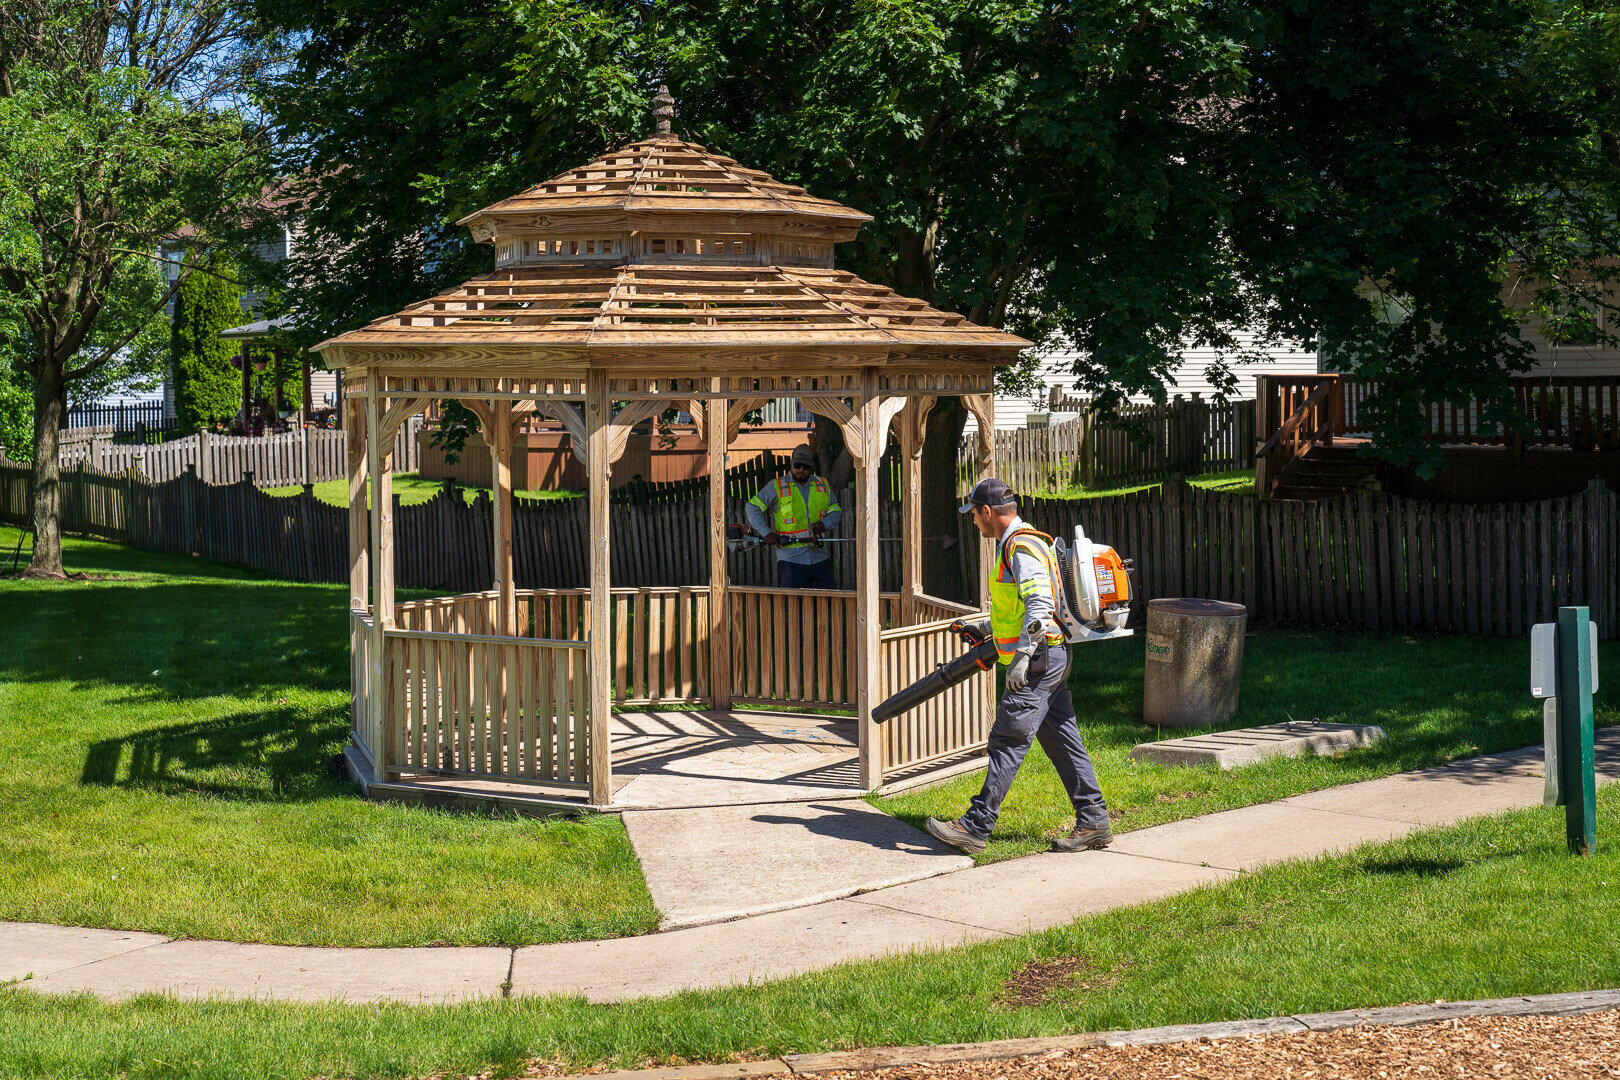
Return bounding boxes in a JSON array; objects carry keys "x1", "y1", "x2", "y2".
[{"x1": 322, "y1": 92, "x2": 1028, "y2": 810}]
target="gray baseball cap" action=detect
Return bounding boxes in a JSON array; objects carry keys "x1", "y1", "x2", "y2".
[
  {"x1": 791, "y1": 444, "x2": 815, "y2": 466},
  {"x1": 959, "y1": 477, "x2": 1016, "y2": 513}
]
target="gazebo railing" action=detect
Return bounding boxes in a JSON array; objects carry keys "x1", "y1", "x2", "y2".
[
  {"x1": 381, "y1": 584, "x2": 992, "y2": 788},
  {"x1": 381, "y1": 628, "x2": 591, "y2": 789},
  {"x1": 395, "y1": 587, "x2": 710, "y2": 707},
  {"x1": 351, "y1": 609, "x2": 379, "y2": 766},
  {"x1": 878, "y1": 612, "x2": 994, "y2": 777}
]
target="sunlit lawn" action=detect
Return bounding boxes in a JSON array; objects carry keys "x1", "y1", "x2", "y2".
[
  {"x1": 0, "y1": 526, "x2": 654, "y2": 947},
  {"x1": 875, "y1": 624, "x2": 1616, "y2": 862}
]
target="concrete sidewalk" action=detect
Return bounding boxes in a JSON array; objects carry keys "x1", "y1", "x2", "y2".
[{"x1": 5, "y1": 731, "x2": 1616, "y2": 1005}]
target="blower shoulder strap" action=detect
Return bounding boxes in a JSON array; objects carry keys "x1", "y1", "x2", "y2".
[{"x1": 996, "y1": 526, "x2": 1054, "y2": 578}]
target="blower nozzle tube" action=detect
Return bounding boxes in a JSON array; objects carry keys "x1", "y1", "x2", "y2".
[{"x1": 872, "y1": 639, "x2": 1000, "y2": 723}]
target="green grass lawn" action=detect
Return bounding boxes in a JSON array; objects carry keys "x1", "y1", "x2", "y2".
[
  {"x1": 262, "y1": 471, "x2": 581, "y2": 507},
  {"x1": 0, "y1": 526, "x2": 656, "y2": 948},
  {"x1": 1020, "y1": 468, "x2": 1257, "y2": 500},
  {"x1": 874, "y1": 626, "x2": 1619, "y2": 863},
  {"x1": 4, "y1": 791, "x2": 1617, "y2": 1080}
]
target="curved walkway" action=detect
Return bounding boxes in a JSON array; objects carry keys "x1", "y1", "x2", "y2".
[{"x1": 5, "y1": 733, "x2": 1616, "y2": 1005}]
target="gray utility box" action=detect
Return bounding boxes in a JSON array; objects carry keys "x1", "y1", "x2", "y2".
[{"x1": 1142, "y1": 598, "x2": 1248, "y2": 728}]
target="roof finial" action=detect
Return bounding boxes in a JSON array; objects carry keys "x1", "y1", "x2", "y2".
[{"x1": 652, "y1": 85, "x2": 674, "y2": 136}]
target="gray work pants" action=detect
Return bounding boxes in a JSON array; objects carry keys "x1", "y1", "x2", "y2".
[{"x1": 960, "y1": 643, "x2": 1109, "y2": 840}]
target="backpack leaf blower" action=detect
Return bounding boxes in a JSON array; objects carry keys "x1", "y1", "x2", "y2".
[{"x1": 872, "y1": 525, "x2": 1135, "y2": 723}]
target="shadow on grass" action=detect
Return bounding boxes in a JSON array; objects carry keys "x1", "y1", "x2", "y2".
[
  {"x1": 1, "y1": 579, "x2": 349, "y2": 704},
  {"x1": 1358, "y1": 855, "x2": 1469, "y2": 878},
  {"x1": 79, "y1": 703, "x2": 353, "y2": 802}
]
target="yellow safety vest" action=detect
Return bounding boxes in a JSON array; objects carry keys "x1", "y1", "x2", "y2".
[
  {"x1": 751, "y1": 475, "x2": 839, "y2": 549},
  {"x1": 988, "y1": 527, "x2": 1066, "y2": 665}
]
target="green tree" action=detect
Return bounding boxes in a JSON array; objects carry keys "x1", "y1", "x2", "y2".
[
  {"x1": 257, "y1": 0, "x2": 1620, "y2": 585},
  {"x1": 0, "y1": 1, "x2": 275, "y2": 578},
  {"x1": 171, "y1": 253, "x2": 245, "y2": 430}
]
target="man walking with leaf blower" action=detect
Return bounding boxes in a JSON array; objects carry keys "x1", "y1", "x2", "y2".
[{"x1": 926, "y1": 478, "x2": 1112, "y2": 855}]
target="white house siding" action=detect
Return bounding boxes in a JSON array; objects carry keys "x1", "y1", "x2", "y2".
[{"x1": 985, "y1": 333, "x2": 1319, "y2": 430}]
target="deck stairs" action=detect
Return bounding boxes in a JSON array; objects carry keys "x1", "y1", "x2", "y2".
[{"x1": 1270, "y1": 438, "x2": 1379, "y2": 500}]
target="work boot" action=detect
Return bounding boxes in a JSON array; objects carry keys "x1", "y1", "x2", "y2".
[
  {"x1": 925, "y1": 816, "x2": 987, "y2": 854},
  {"x1": 1051, "y1": 823, "x2": 1113, "y2": 852}
]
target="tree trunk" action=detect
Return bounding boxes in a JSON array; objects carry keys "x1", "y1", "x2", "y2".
[
  {"x1": 24, "y1": 359, "x2": 67, "y2": 580},
  {"x1": 921, "y1": 396, "x2": 969, "y2": 602},
  {"x1": 811, "y1": 412, "x2": 853, "y2": 491}
]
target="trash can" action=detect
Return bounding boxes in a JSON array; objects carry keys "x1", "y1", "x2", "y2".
[{"x1": 1142, "y1": 598, "x2": 1247, "y2": 728}]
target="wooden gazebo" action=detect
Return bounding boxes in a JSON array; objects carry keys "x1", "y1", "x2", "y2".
[{"x1": 316, "y1": 90, "x2": 1028, "y2": 808}]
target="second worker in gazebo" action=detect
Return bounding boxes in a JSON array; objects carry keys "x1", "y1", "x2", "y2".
[{"x1": 746, "y1": 444, "x2": 843, "y2": 589}]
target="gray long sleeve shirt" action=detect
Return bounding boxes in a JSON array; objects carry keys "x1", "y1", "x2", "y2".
[{"x1": 746, "y1": 477, "x2": 843, "y2": 565}]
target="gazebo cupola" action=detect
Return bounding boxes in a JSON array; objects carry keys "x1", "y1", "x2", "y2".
[
  {"x1": 458, "y1": 87, "x2": 868, "y2": 273},
  {"x1": 317, "y1": 88, "x2": 1029, "y2": 811}
]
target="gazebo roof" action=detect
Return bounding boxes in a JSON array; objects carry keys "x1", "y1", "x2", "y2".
[
  {"x1": 456, "y1": 136, "x2": 871, "y2": 243},
  {"x1": 317, "y1": 88, "x2": 1028, "y2": 372},
  {"x1": 318, "y1": 264, "x2": 1022, "y2": 367}
]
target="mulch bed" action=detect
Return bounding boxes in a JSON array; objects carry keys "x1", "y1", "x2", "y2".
[{"x1": 806, "y1": 1009, "x2": 1620, "y2": 1080}]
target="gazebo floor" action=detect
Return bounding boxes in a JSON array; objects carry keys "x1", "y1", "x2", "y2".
[{"x1": 358, "y1": 708, "x2": 878, "y2": 814}]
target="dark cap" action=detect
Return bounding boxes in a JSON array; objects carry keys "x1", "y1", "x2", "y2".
[
  {"x1": 791, "y1": 444, "x2": 815, "y2": 467},
  {"x1": 959, "y1": 477, "x2": 1017, "y2": 514}
]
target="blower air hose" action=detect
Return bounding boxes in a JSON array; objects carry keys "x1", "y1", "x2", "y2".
[{"x1": 872, "y1": 638, "x2": 1000, "y2": 723}]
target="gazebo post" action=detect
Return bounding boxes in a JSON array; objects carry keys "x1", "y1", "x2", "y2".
[
  {"x1": 366, "y1": 379, "x2": 396, "y2": 781},
  {"x1": 854, "y1": 370, "x2": 883, "y2": 789},
  {"x1": 898, "y1": 396, "x2": 934, "y2": 624},
  {"x1": 347, "y1": 389, "x2": 369, "y2": 615},
  {"x1": 964, "y1": 394, "x2": 996, "y2": 608},
  {"x1": 706, "y1": 391, "x2": 732, "y2": 710},
  {"x1": 585, "y1": 371, "x2": 613, "y2": 805},
  {"x1": 490, "y1": 398, "x2": 516, "y2": 637}
]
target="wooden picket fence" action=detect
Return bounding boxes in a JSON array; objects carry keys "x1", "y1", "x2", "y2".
[
  {"x1": 963, "y1": 396, "x2": 1255, "y2": 493},
  {"x1": 0, "y1": 454, "x2": 902, "y2": 591},
  {"x1": 4, "y1": 454, "x2": 1614, "y2": 640},
  {"x1": 46, "y1": 418, "x2": 423, "y2": 488},
  {"x1": 1001, "y1": 481, "x2": 1619, "y2": 638}
]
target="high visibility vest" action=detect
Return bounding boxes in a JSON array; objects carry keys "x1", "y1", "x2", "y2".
[
  {"x1": 750, "y1": 475, "x2": 839, "y2": 549},
  {"x1": 987, "y1": 527, "x2": 1065, "y2": 665}
]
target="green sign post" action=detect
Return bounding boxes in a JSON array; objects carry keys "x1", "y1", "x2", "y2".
[
  {"x1": 1531, "y1": 606, "x2": 1598, "y2": 855},
  {"x1": 1556, "y1": 606, "x2": 1597, "y2": 855}
]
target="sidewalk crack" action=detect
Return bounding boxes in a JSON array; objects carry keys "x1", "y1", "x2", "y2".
[
  {"x1": 843, "y1": 898, "x2": 1012, "y2": 936},
  {"x1": 502, "y1": 947, "x2": 516, "y2": 999}
]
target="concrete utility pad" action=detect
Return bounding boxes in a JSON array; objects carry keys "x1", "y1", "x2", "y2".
[
  {"x1": 625, "y1": 799, "x2": 971, "y2": 930},
  {"x1": 1130, "y1": 721, "x2": 1386, "y2": 770}
]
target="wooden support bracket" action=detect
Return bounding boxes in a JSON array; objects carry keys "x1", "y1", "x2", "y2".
[
  {"x1": 607, "y1": 398, "x2": 668, "y2": 468},
  {"x1": 962, "y1": 393, "x2": 995, "y2": 467},
  {"x1": 800, "y1": 395, "x2": 865, "y2": 464}
]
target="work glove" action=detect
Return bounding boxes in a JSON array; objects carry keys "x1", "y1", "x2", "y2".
[
  {"x1": 763, "y1": 531, "x2": 780, "y2": 547},
  {"x1": 811, "y1": 521, "x2": 827, "y2": 537},
  {"x1": 1005, "y1": 649, "x2": 1033, "y2": 692}
]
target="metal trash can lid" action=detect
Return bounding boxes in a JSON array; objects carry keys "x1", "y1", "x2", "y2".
[{"x1": 1147, "y1": 598, "x2": 1247, "y2": 617}]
